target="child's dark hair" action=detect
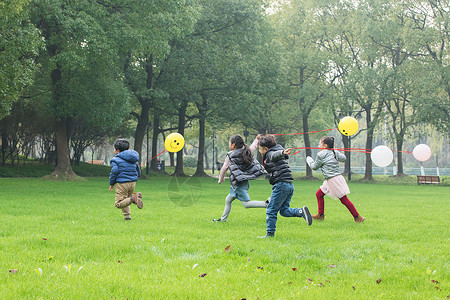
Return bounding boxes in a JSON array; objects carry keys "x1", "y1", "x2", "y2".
[
  {"x1": 258, "y1": 135, "x2": 277, "y2": 149},
  {"x1": 321, "y1": 136, "x2": 337, "y2": 160},
  {"x1": 114, "y1": 139, "x2": 130, "y2": 152},
  {"x1": 230, "y1": 134, "x2": 253, "y2": 165}
]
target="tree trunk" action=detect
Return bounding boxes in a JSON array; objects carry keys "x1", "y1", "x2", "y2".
[
  {"x1": 150, "y1": 113, "x2": 160, "y2": 170},
  {"x1": 204, "y1": 147, "x2": 210, "y2": 170},
  {"x1": 363, "y1": 116, "x2": 374, "y2": 181},
  {"x1": 363, "y1": 139, "x2": 373, "y2": 180},
  {"x1": 169, "y1": 152, "x2": 175, "y2": 166},
  {"x1": 49, "y1": 117, "x2": 77, "y2": 179},
  {"x1": 302, "y1": 114, "x2": 313, "y2": 178},
  {"x1": 48, "y1": 65, "x2": 77, "y2": 180},
  {"x1": 134, "y1": 54, "x2": 154, "y2": 164},
  {"x1": 396, "y1": 138, "x2": 404, "y2": 175},
  {"x1": 1, "y1": 125, "x2": 7, "y2": 166},
  {"x1": 173, "y1": 102, "x2": 187, "y2": 176},
  {"x1": 134, "y1": 101, "x2": 150, "y2": 164},
  {"x1": 194, "y1": 94, "x2": 208, "y2": 177}
]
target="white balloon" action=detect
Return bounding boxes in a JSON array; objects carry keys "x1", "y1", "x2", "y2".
[
  {"x1": 413, "y1": 144, "x2": 432, "y2": 162},
  {"x1": 371, "y1": 145, "x2": 393, "y2": 167}
]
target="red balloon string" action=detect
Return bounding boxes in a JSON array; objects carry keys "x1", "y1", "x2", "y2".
[
  {"x1": 289, "y1": 147, "x2": 412, "y2": 155},
  {"x1": 139, "y1": 149, "x2": 167, "y2": 167}
]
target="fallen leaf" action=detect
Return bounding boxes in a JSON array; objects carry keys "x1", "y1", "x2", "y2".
[
  {"x1": 292, "y1": 268, "x2": 297, "y2": 271},
  {"x1": 287, "y1": 282, "x2": 293, "y2": 284},
  {"x1": 307, "y1": 277, "x2": 313, "y2": 283},
  {"x1": 43, "y1": 256, "x2": 53, "y2": 262},
  {"x1": 192, "y1": 263, "x2": 198, "y2": 269},
  {"x1": 326, "y1": 280, "x2": 331, "y2": 283},
  {"x1": 352, "y1": 286, "x2": 356, "y2": 290},
  {"x1": 435, "y1": 286, "x2": 440, "y2": 290},
  {"x1": 376, "y1": 278, "x2": 382, "y2": 284},
  {"x1": 257, "y1": 266, "x2": 264, "y2": 270},
  {"x1": 35, "y1": 268, "x2": 42, "y2": 276},
  {"x1": 224, "y1": 245, "x2": 231, "y2": 253},
  {"x1": 247, "y1": 258, "x2": 251, "y2": 262},
  {"x1": 431, "y1": 279, "x2": 439, "y2": 284},
  {"x1": 327, "y1": 264, "x2": 336, "y2": 268},
  {"x1": 118, "y1": 260, "x2": 123, "y2": 263},
  {"x1": 318, "y1": 283, "x2": 324, "y2": 287},
  {"x1": 42, "y1": 238, "x2": 47, "y2": 240},
  {"x1": 9, "y1": 269, "x2": 18, "y2": 273},
  {"x1": 199, "y1": 273, "x2": 207, "y2": 277}
]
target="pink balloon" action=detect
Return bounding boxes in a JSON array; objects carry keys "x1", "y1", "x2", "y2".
[{"x1": 412, "y1": 144, "x2": 431, "y2": 162}]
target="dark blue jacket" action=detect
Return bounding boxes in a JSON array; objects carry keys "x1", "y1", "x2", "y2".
[
  {"x1": 109, "y1": 150, "x2": 141, "y2": 186},
  {"x1": 263, "y1": 145, "x2": 293, "y2": 185}
]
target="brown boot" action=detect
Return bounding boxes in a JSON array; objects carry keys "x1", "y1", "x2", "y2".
[
  {"x1": 354, "y1": 215, "x2": 365, "y2": 223},
  {"x1": 312, "y1": 214, "x2": 324, "y2": 221},
  {"x1": 131, "y1": 192, "x2": 143, "y2": 209}
]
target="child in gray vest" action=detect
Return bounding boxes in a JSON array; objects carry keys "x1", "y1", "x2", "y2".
[{"x1": 213, "y1": 134, "x2": 268, "y2": 222}]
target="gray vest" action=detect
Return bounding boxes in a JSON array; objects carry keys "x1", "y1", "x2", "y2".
[{"x1": 228, "y1": 148, "x2": 267, "y2": 187}]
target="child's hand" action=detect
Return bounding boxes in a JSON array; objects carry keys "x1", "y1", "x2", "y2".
[
  {"x1": 283, "y1": 148, "x2": 292, "y2": 155},
  {"x1": 218, "y1": 178, "x2": 224, "y2": 184},
  {"x1": 109, "y1": 185, "x2": 114, "y2": 191},
  {"x1": 306, "y1": 156, "x2": 314, "y2": 166},
  {"x1": 256, "y1": 134, "x2": 262, "y2": 140}
]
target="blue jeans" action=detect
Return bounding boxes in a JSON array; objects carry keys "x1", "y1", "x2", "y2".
[{"x1": 266, "y1": 181, "x2": 300, "y2": 234}]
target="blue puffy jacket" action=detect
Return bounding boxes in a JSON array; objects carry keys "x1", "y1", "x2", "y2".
[{"x1": 109, "y1": 150, "x2": 141, "y2": 186}]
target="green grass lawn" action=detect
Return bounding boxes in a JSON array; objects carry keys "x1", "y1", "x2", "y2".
[{"x1": 0, "y1": 177, "x2": 448, "y2": 299}]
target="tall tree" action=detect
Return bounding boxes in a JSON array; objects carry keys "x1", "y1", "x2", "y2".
[
  {"x1": 0, "y1": 0, "x2": 42, "y2": 119},
  {"x1": 30, "y1": 0, "x2": 130, "y2": 179},
  {"x1": 403, "y1": 0, "x2": 449, "y2": 133},
  {"x1": 275, "y1": 0, "x2": 333, "y2": 178},
  {"x1": 105, "y1": 0, "x2": 200, "y2": 164},
  {"x1": 161, "y1": 0, "x2": 276, "y2": 177}
]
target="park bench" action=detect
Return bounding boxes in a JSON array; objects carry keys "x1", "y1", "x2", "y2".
[{"x1": 417, "y1": 175, "x2": 440, "y2": 185}]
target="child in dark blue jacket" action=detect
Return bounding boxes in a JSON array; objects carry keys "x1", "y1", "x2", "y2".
[
  {"x1": 109, "y1": 139, "x2": 143, "y2": 220},
  {"x1": 258, "y1": 135, "x2": 312, "y2": 238}
]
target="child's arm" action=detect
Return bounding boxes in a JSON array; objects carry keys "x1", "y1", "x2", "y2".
[
  {"x1": 218, "y1": 156, "x2": 230, "y2": 184},
  {"x1": 109, "y1": 160, "x2": 119, "y2": 187},
  {"x1": 136, "y1": 162, "x2": 141, "y2": 177},
  {"x1": 249, "y1": 136, "x2": 260, "y2": 153},
  {"x1": 265, "y1": 148, "x2": 289, "y2": 162},
  {"x1": 307, "y1": 154, "x2": 324, "y2": 170},
  {"x1": 336, "y1": 151, "x2": 347, "y2": 163}
]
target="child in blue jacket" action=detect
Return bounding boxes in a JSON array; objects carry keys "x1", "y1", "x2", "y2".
[{"x1": 109, "y1": 139, "x2": 143, "y2": 220}]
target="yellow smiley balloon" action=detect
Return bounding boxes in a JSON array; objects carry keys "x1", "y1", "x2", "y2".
[
  {"x1": 165, "y1": 133, "x2": 185, "y2": 153},
  {"x1": 338, "y1": 116, "x2": 359, "y2": 136}
]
